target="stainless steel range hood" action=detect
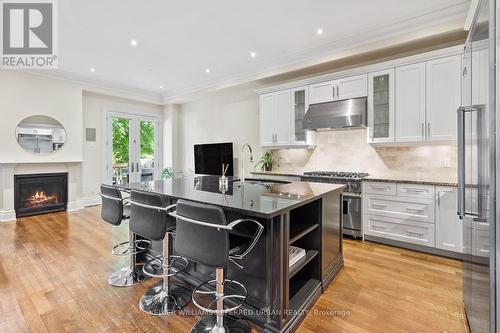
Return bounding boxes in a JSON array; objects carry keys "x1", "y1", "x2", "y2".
[{"x1": 303, "y1": 97, "x2": 367, "y2": 130}]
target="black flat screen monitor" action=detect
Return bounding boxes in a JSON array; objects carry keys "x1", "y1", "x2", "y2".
[{"x1": 194, "y1": 142, "x2": 233, "y2": 176}]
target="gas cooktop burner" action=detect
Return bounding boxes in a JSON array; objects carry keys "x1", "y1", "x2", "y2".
[{"x1": 303, "y1": 171, "x2": 369, "y2": 179}]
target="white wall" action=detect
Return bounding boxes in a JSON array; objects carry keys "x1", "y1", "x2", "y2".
[
  {"x1": 0, "y1": 71, "x2": 163, "y2": 219},
  {"x1": 178, "y1": 85, "x2": 261, "y2": 177},
  {"x1": 81, "y1": 92, "x2": 163, "y2": 199},
  {"x1": 0, "y1": 71, "x2": 83, "y2": 163}
]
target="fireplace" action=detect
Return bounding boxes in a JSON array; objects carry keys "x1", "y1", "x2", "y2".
[{"x1": 14, "y1": 173, "x2": 68, "y2": 217}]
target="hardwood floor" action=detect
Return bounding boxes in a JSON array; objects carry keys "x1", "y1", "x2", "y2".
[{"x1": 0, "y1": 207, "x2": 466, "y2": 332}]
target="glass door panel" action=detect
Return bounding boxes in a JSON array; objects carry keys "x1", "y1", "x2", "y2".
[
  {"x1": 107, "y1": 113, "x2": 160, "y2": 184},
  {"x1": 111, "y1": 117, "x2": 132, "y2": 185},
  {"x1": 138, "y1": 120, "x2": 157, "y2": 182},
  {"x1": 368, "y1": 69, "x2": 394, "y2": 143},
  {"x1": 293, "y1": 88, "x2": 307, "y2": 143}
]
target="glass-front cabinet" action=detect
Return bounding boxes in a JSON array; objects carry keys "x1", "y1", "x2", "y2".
[
  {"x1": 291, "y1": 86, "x2": 308, "y2": 144},
  {"x1": 367, "y1": 69, "x2": 395, "y2": 143}
]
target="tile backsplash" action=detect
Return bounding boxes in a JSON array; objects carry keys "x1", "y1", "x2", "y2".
[{"x1": 271, "y1": 129, "x2": 457, "y2": 182}]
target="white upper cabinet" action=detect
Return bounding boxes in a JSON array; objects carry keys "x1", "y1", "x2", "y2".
[
  {"x1": 336, "y1": 74, "x2": 367, "y2": 100},
  {"x1": 259, "y1": 87, "x2": 315, "y2": 148},
  {"x1": 275, "y1": 90, "x2": 292, "y2": 146},
  {"x1": 259, "y1": 46, "x2": 465, "y2": 148},
  {"x1": 435, "y1": 186, "x2": 462, "y2": 253},
  {"x1": 426, "y1": 55, "x2": 461, "y2": 141},
  {"x1": 309, "y1": 74, "x2": 367, "y2": 104},
  {"x1": 259, "y1": 93, "x2": 276, "y2": 146},
  {"x1": 367, "y1": 69, "x2": 395, "y2": 143},
  {"x1": 309, "y1": 81, "x2": 334, "y2": 104},
  {"x1": 395, "y1": 62, "x2": 426, "y2": 142}
]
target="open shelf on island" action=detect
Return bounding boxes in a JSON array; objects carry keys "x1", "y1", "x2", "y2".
[
  {"x1": 290, "y1": 223, "x2": 319, "y2": 244},
  {"x1": 289, "y1": 278, "x2": 321, "y2": 311},
  {"x1": 289, "y1": 250, "x2": 318, "y2": 279}
]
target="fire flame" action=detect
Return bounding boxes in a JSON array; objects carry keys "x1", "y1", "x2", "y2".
[{"x1": 26, "y1": 191, "x2": 59, "y2": 207}]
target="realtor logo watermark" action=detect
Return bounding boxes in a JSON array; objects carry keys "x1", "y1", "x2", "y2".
[{"x1": 1, "y1": 0, "x2": 58, "y2": 68}]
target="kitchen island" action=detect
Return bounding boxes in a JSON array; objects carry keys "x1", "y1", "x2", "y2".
[{"x1": 115, "y1": 176, "x2": 345, "y2": 333}]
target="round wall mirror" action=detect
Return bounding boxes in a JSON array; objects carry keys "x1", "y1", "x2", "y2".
[{"x1": 15, "y1": 115, "x2": 66, "y2": 154}]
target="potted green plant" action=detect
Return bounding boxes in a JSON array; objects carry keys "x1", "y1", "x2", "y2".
[
  {"x1": 255, "y1": 151, "x2": 280, "y2": 172},
  {"x1": 160, "y1": 167, "x2": 183, "y2": 180}
]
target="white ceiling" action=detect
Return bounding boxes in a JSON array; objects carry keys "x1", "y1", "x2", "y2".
[{"x1": 52, "y1": 0, "x2": 470, "y2": 103}]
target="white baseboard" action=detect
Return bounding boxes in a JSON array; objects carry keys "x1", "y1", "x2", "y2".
[
  {"x1": 83, "y1": 196, "x2": 101, "y2": 207},
  {"x1": 67, "y1": 200, "x2": 85, "y2": 212},
  {"x1": 0, "y1": 210, "x2": 16, "y2": 222}
]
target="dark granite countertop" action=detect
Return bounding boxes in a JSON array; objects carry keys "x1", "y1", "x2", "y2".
[
  {"x1": 252, "y1": 171, "x2": 457, "y2": 187},
  {"x1": 364, "y1": 176, "x2": 457, "y2": 187},
  {"x1": 114, "y1": 176, "x2": 345, "y2": 218}
]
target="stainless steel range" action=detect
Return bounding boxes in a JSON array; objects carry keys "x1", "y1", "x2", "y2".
[{"x1": 301, "y1": 171, "x2": 368, "y2": 238}]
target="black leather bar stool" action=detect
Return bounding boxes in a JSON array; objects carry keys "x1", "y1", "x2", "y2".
[
  {"x1": 100, "y1": 184, "x2": 150, "y2": 287},
  {"x1": 129, "y1": 190, "x2": 191, "y2": 316},
  {"x1": 170, "y1": 199, "x2": 264, "y2": 333}
]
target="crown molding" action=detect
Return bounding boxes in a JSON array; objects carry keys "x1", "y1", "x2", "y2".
[
  {"x1": 255, "y1": 44, "x2": 465, "y2": 95},
  {"x1": 163, "y1": 1, "x2": 469, "y2": 103},
  {"x1": 26, "y1": 69, "x2": 164, "y2": 105}
]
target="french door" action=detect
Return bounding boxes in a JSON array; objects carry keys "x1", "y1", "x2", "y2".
[{"x1": 106, "y1": 111, "x2": 160, "y2": 185}]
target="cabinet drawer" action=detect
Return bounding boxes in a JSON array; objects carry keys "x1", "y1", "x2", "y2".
[
  {"x1": 397, "y1": 183, "x2": 434, "y2": 199},
  {"x1": 363, "y1": 182, "x2": 396, "y2": 196},
  {"x1": 365, "y1": 195, "x2": 434, "y2": 223},
  {"x1": 365, "y1": 214, "x2": 435, "y2": 247}
]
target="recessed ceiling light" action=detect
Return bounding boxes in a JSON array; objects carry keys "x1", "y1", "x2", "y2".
[
  {"x1": 159, "y1": 85, "x2": 164, "y2": 89},
  {"x1": 130, "y1": 39, "x2": 138, "y2": 47},
  {"x1": 90, "y1": 68, "x2": 95, "y2": 73},
  {"x1": 205, "y1": 68, "x2": 211, "y2": 74},
  {"x1": 250, "y1": 51, "x2": 256, "y2": 58},
  {"x1": 317, "y1": 28, "x2": 324, "y2": 35}
]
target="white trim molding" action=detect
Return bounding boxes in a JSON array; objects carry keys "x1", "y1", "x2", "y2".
[
  {"x1": 67, "y1": 200, "x2": 85, "y2": 212},
  {"x1": 0, "y1": 210, "x2": 16, "y2": 222},
  {"x1": 83, "y1": 196, "x2": 101, "y2": 207},
  {"x1": 255, "y1": 45, "x2": 464, "y2": 95}
]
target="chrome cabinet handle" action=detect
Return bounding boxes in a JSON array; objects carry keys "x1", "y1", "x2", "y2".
[
  {"x1": 371, "y1": 185, "x2": 390, "y2": 190},
  {"x1": 337, "y1": 85, "x2": 340, "y2": 99},
  {"x1": 406, "y1": 231, "x2": 424, "y2": 238},
  {"x1": 131, "y1": 163, "x2": 134, "y2": 173},
  {"x1": 427, "y1": 123, "x2": 430, "y2": 138},
  {"x1": 421, "y1": 123, "x2": 424, "y2": 139},
  {"x1": 372, "y1": 204, "x2": 388, "y2": 209},
  {"x1": 404, "y1": 188, "x2": 426, "y2": 193},
  {"x1": 406, "y1": 207, "x2": 424, "y2": 212},
  {"x1": 437, "y1": 190, "x2": 440, "y2": 206},
  {"x1": 372, "y1": 225, "x2": 387, "y2": 230},
  {"x1": 136, "y1": 162, "x2": 139, "y2": 172}
]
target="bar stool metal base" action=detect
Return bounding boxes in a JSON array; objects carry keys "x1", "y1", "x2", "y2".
[
  {"x1": 139, "y1": 280, "x2": 191, "y2": 316},
  {"x1": 190, "y1": 315, "x2": 250, "y2": 333},
  {"x1": 108, "y1": 266, "x2": 147, "y2": 287}
]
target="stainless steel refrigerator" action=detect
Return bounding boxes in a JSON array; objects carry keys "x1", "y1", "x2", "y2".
[{"x1": 459, "y1": 0, "x2": 496, "y2": 332}]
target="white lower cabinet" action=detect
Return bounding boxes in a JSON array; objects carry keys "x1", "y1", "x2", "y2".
[
  {"x1": 435, "y1": 186, "x2": 463, "y2": 253},
  {"x1": 365, "y1": 214, "x2": 435, "y2": 247},
  {"x1": 363, "y1": 182, "x2": 462, "y2": 255}
]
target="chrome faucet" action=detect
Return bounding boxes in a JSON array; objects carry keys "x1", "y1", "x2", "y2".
[{"x1": 240, "y1": 143, "x2": 253, "y2": 183}]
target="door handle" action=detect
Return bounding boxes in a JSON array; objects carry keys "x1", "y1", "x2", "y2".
[
  {"x1": 131, "y1": 163, "x2": 134, "y2": 173},
  {"x1": 457, "y1": 107, "x2": 465, "y2": 218},
  {"x1": 136, "y1": 162, "x2": 140, "y2": 172}
]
